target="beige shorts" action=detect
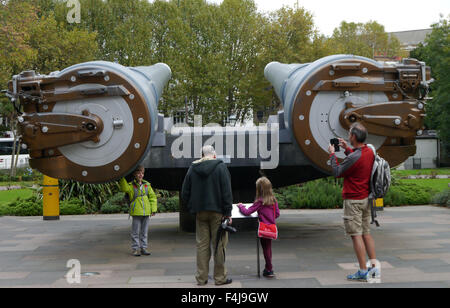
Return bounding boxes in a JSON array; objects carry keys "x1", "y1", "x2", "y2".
[{"x1": 343, "y1": 198, "x2": 371, "y2": 236}]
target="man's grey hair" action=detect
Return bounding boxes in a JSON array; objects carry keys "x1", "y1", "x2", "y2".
[
  {"x1": 350, "y1": 123, "x2": 368, "y2": 143},
  {"x1": 201, "y1": 145, "x2": 216, "y2": 158}
]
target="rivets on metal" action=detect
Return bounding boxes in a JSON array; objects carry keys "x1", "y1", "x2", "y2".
[
  {"x1": 299, "y1": 115, "x2": 305, "y2": 121},
  {"x1": 135, "y1": 143, "x2": 140, "y2": 149},
  {"x1": 362, "y1": 67, "x2": 368, "y2": 74},
  {"x1": 42, "y1": 126, "x2": 49, "y2": 133},
  {"x1": 393, "y1": 93, "x2": 399, "y2": 99},
  {"x1": 138, "y1": 118, "x2": 144, "y2": 124},
  {"x1": 306, "y1": 90, "x2": 312, "y2": 96},
  {"x1": 329, "y1": 70, "x2": 335, "y2": 76},
  {"x1": 43, "y1": 105, "x2": 48, "y2": 110},
  {"x1": 418, "y1": 103, "x2": 424, "y2": 110},
  {"x1": 129, "y1": 94, "x2": 135, "y2": 100},
  {"x1": 394, "y1": 119, "x2": 401, "y2": 126},
  {"x1": 104, "y1": 75, "x2": 110, "y2": 82},
  {"x1": 305, "y1": 140, "x2": 311, "y2": 145},
  {"x1": 70, "y1": 76, "x2": 76, "y2": 82},
  {"x1": 82, "y1": 171, "x2": 88, "y2": 177},
  {"x1": 114, "y1": 165, "x2": 120, "y2": 171}
]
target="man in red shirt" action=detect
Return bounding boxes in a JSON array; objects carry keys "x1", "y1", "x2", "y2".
[{"x1": 328, "y1": 123, "x2": 377, "y2": 282}]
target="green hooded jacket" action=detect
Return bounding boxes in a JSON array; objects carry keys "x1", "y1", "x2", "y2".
[
  {"x1": 181, "y1": 157, "x2": 233, "y2": 217},
  {"x1": 119, "y1": 178, "x2": 157, "y2": 216}
]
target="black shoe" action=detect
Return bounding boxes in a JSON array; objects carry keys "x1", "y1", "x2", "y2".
[
  {"x1": 140, "y1": 249, "x2": 151, "y2": 256},
  {"x1": 215, "y1": 278, "x2": 232, "y2": 286},
  {"x1": 263, "y1": 269, "x2": 275, "y2": 278}
]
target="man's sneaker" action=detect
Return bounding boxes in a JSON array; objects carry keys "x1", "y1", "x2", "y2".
[
  {"x1": 347, "y1": 270, "x2": 369, "y2": 282},
  {"x1": 263, "y1": 269, "x2": 275, "y2": 278},
  {"x1": 368, "y1": 267, "x2": 381, "y2": 281},
  {"x1": 132, "y1": 249, "x2": 141, "y2": 257},
  {"x1": 141, "y1": 249, "x2": 151, "y2": 256}
]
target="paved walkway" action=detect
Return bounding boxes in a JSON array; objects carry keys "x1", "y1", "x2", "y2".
[{"x1": 0, "y1": 206, "x2": 449, "y2": 288}]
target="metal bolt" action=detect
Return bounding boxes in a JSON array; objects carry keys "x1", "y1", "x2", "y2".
[
  {"x1": 82, "y1": 171, "x2": 88, "y2": 177},
  {"x1": 113, "y1": 119, "x2": 124, "y2": 129},
  {"x1": 393, "y1": 93, "x2": 399, "y2": 99},
  {"x1": 329, "y1": 70, "x2": 335, "y2": 76},
  {"x1": 135, "y1": 143, "x2": 140, "y2": 149},
  {"x1": 394, "y1": 119, "x2": 401, "y2": 126},
  {"x1": 418, "y1": 103, "x2": 424, "y2": 110},
  {"x1": 306, "y1": 90, "x2": 312, "y2": 96},
  {"x1": 138, "y1": 118, "x2": 144, "y2": 124},
  {"x1": 305, "y1": 140, "x2": 311, "y2": 145},
  {"x1": 70, "y1": 76, "x2": 76, "y2": 82},
  {"x1": 362, "y1": 67, "x2": 368, "y2": 74},
  {"x1": 104, "y1": 75, "x2": 110, "y2": 82},
  {"x1": 129, "y1": 94, "x2": 135, "y2": 100},
  {"x1": 299, "y1": 115, "x2": 305, "y2": 121},
  {"x1": 43, "y1": 105, "x2": 48, "y2": 110},
  {"x1": 21, "y1": 144, "x2": 27, "y2": 150},
  {"x1": 114, "y1": 165, "x2": 120, "y2": 171},
  {"x1": 42, "y1": 126, "x2": 49, "y2": 133}
]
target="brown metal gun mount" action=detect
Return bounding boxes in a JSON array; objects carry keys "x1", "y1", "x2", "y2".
[
  {"x1": 18, "y1": 110, "x2": 104, "y2": 151},
  {"x1": 340, "y1": 101, "x2": 426, "y2": 138}
]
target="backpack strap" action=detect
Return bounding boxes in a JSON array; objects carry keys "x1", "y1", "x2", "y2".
[{"x1": 367, "y1": 144, "x2": 380, "y2": 228}]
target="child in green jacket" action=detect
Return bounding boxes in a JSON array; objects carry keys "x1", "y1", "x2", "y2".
[{"x1": 119, "y1": 165, "x2": 157, "y2": 256}]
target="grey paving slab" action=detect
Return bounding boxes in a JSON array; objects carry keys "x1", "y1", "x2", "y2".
[{"x1": 0, "y1": 206, "x2": 448, "y2": 288}]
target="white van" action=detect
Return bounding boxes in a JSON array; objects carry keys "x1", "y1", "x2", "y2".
[{"x1": 0, "y1": 138, "x2": 30, "y2": 169}]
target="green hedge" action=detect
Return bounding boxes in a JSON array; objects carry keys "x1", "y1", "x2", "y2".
[
  {"x1": 0, "y1": 195, "x2": 43, "y2": 216},
  {"x1": 275, "y1": 178, "x2": 343, "y2": 209}
]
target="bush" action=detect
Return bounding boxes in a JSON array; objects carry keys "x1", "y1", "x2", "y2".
[
  {"x1": 4, "y1": 195, "x2": 43, "y2": 216},
  {"x1": 100, "y1": 192, "x2": 128, "y2": 214},
  {"x1": 158, "y1": 196, "x2": 179, "y2": 213},
  {"x1": 384, "y1": 183, "x2": 437, "y2": 206},
  {"x1": 432, "y1": 189, "x2": 450, "y2": 207},
  {"x1": 60, "y1": 199, "x2": 86, "y2": 215},
  {"x1": 274, "y1": 178, "x2": 343, "y2": 209}
]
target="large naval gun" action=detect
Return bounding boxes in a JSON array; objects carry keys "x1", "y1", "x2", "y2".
[{"x1": 5, "y1": 55, "x2": 431, "y2": 231}]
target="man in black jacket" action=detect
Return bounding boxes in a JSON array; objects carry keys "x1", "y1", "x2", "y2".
[{"x1": 181, "y1": 145, "x2": 233, "y2": 286}]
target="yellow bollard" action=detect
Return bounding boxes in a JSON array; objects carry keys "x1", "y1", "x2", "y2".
[{"x1": 43, "y1": 175, "x2": 60, "y2": 221}]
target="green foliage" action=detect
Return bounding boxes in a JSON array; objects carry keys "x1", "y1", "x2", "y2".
[
  {"x1": 410, "y1": 16, "x2": 450, "y2": 156},
  {"x1": 100, "y1": 192, "x2": 128, "y2": 214},
  {"x1": 275, "y1": 178, "x2": 343, "y2": 209},
  {"x1": 60, "y1": 198, "x2": 86, "y2": 215},
  {"x1": 330, "y1": 21, "x2": 403, "y2": 59},
  {"x1": 384, "y1": 183, "x2": 437, "y2": 206},
  {"x1": 3, "y1": 194, "x2": 42, "y2": 216},
  {"x1": 59, "y1": 180, "x2": 119, "y2": 214},
  {"x1": 156, "y1": 189, "x2": 179, "y2": 213},
  {"x1": 431, "y1": 189, "x2": 450, "y2": 208}
]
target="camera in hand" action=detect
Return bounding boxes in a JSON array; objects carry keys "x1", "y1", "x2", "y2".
[
  {"x1": 330, "y1": 138, "x2": 340, "y2": 152},
  {"x1": 221, "y1": 219, "x2": 237, "y2": 233}
]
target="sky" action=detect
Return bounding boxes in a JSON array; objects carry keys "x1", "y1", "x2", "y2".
[{"x1": 208, "y1": 0, "x2": 450, "y2": 36}]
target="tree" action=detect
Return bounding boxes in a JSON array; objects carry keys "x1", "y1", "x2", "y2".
[
  {"x1": 331, "y1": 21, "x2": 402, "y2": 59},
  {"x1": 0, "y1": 0, "x2": 98, "y2": 176},
  {"x1": 411, "y1": 16, "x2": 450, "y2": 157}
]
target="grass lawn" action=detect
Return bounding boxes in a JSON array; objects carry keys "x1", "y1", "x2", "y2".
[
  {"x1": 393, "y1": 168, "x2": 450, "y2": 177},
  {"x1": 0, "y1": 189, "x2": 34, "y2": 205},
  {"x1": 398, "y1": 179, "x2": 450, "y2": 192}
]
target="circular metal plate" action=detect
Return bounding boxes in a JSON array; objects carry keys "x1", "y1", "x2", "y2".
[
  {"x1": 53, "y1": 89, "x2": 134, "y2": 167},
  {"x1": 309, "y1": 91, "x2": 387, "y2": 160}
]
